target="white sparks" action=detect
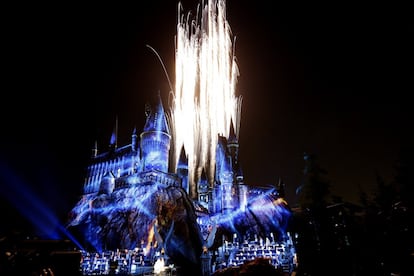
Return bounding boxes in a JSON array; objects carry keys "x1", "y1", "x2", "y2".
[{"x1": 170, "y1": 0, "x2": 242, "y2": 198}]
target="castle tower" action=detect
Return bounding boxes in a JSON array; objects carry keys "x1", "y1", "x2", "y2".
[
  {"x1": 217, "y1": 135, "x2": 235, "y2": 213},
  {"x1": 236, "y1": 166, "x2": 248, "y2": 211},
  {"x1": 140, "y1": 93, "x2": 171, "y2": 173},
  {"x1": 212, "y1": 183, "x2": 222, "y2": 214},
  {"x1": 131, "y1": 127, "x2": 138, "y2": 152},
  {"x1": 129, "y1": 127, "x2": 139, "y2": 174},
  {"x1": 227, "y1": 120, "x2": 239, "y2": 167},
  {"x1": 220, "y1": 157, "x2": 235, "y2": 214},
  {"x1": 198, "y1": 168, "x2": 209, "y2": 208},
  {"x1": 227, "y1": 121, "x2": 245, "y2": 211},
  {"x1": 177, "y1": 145, "x2": 189, "y2": 194}
]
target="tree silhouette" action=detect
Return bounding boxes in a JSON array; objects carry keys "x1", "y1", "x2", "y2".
[
  {"x1": 392, "y1": 146, "x2": 414, "y2": 209},
  {"x1": 361, "y1": 146, "x2": 414, "y2": 275},
  {"x1": 296, "y1": 152, "x2": 331, "y2": 210},
  {"x1": 291, "y1": 152, "x2": 335, "y2": 275},
  {"x1": 386, "y1": 146, "x2": 414, "y2": 275}
]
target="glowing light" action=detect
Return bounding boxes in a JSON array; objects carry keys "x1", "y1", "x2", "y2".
[
  {"x1": 153, "y1": 257, "x2": 166, "y2": 274},
  {"x1": 1, "y1": 160, "x2": 67, "y2": 239},
  {"x1": 170, "y1": 0, "x2": 242, "y2": 196},
  {"x1": 146, "y1": 219, "x2": 156, "y2": 255}
]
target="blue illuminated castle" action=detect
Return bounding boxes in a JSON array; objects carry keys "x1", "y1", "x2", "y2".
[
  {"x1": 68, "y1": 93, "x2": 295, "y2": 274},
  {"x1": 84, "y1": 95, "x2": 179, "y2": 195},
  {"x1": 81, "y1": 94, "x2": 263, "y2": 216}
]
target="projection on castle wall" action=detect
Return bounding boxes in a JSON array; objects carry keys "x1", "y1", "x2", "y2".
[{"x1": 67, "y1": 0, "x2": 296, "y2": 274}]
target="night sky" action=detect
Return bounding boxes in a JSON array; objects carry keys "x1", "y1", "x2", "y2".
[{"x1": 1, "y1": 1, "x2": 413, "y2": 236}]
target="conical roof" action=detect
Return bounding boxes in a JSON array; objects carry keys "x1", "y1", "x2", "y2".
[{"x1": 143, "y1": 93, "x2": 170, "y2": 134}]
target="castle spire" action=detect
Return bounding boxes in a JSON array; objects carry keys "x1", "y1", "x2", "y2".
[
  {"x1": 177, "y1": 145, "x2": 188, "y2": 169},
  {"x1": 227, "y1": 119, "x2": 239, "y2": 167},
  {"x1": 177, "y1": 145, "x2": 189, "y2": 194},
  {"x1": 198, "y1": 167, "x2": 209, "y2": 206},
  {"x1": 109, "y1": 115, "x2": 118, "y2": 150},
  {"x1": 131, "y1": 126, "x2": 137, "y2": 151},
  {"x1": 140, "y1": 92, "x2": 171, "y2": 173},
  {"x1": 143, "y1": 92, "x2": 169, "y2": 134},
  {"x1": 228, "y1": 118, "x2": 238, "y2": 145}
]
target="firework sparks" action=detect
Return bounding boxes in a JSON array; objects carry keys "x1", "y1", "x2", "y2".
[{"x1": 169, "y1": 0, "x2": 242, "y2": 198}]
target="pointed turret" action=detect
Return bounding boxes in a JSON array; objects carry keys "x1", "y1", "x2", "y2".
[
  {"x1": 109, "y1": 116, "x2": 118, "y2": 151},
  {"x1": 227, "y1": 119, "x2": 238, "y2": 145},
  {"x1": 227, "y1": 119, "x2": 239, "y2": 172},
  {"x1": 215, "y1": 134, "x2": 228, "y2": 181},
  {"x1": 177, "y1": 145, "x2": 189, "y2": 194},
  {"x1": 177, "y1": 145, "x2": 188, "y2": 169},
  {"x1": 143, "y1": 92, "x2": 170, "y2": 134},
  {"x1": 131, "y1": 126, "x2": 138, "y2": 152},
  {"x1": 140, "y1": 92, "x2": 171, "y2": 173}
]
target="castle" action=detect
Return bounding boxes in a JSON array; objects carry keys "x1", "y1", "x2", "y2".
[
  {"x1": 64, "y1": 0, "x2": 297, "y2": 273},
  {"x1": 81, "y1": 93, "x2": 280, "y2": 217},
  {"x1": 68, "y1": 93, "x2": 295, "y2": 274}
]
